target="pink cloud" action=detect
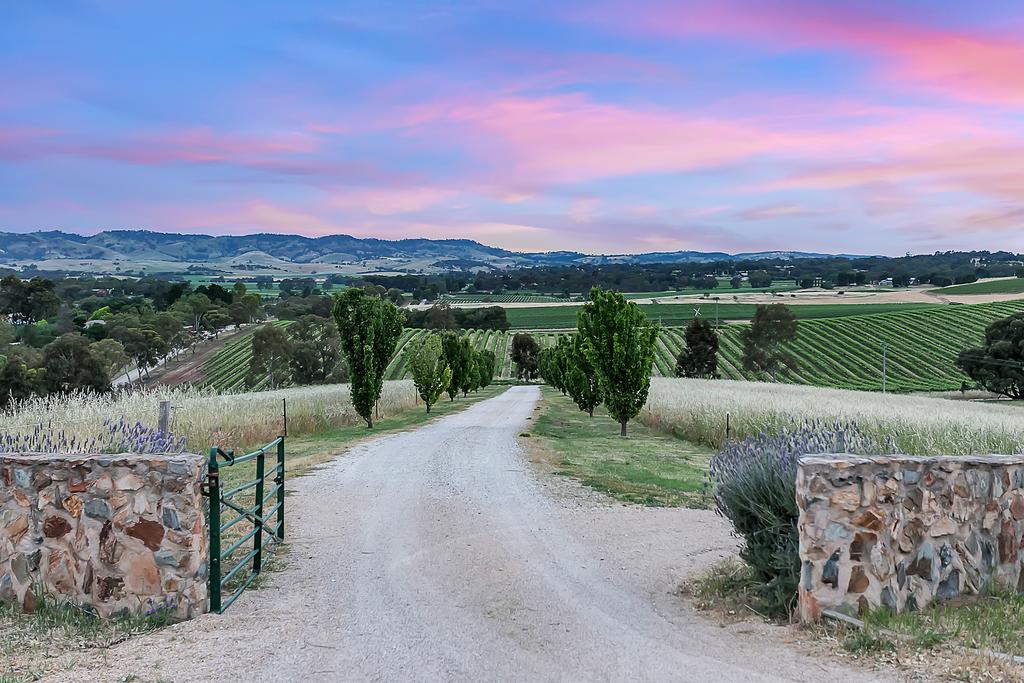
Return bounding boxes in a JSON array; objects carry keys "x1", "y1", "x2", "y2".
[{"x1": 578, "y1": 1, "x2": 1024, "y2": 106}]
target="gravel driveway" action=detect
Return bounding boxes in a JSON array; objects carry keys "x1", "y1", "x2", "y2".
[{"x1": 51, "y1": 385, "x2": 891, "y2": 682}]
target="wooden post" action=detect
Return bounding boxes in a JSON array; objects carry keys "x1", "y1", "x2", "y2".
[{"x1": 158, "y1": 400, "x2": 171, "y2": 433}]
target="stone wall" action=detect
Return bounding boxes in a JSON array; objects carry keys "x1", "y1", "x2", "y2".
[
  {"x1": 0, "y1": 452, "x2": 208, "y2": 619},
  {"x1": 797, "y1": 454, "x2": 1024, "y2": 622}
]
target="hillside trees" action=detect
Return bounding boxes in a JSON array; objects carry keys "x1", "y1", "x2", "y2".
[
  {"x1": 511, "y1": 333, "x2": 540, "y2": 381},
  {"x1": 676, "y1": 318, "x2": 719, "y2": 378},
  {"x1": 40, "y1": 334, "x2": 111, "y2": 395},
  {"x1": 248, "y1": 323, "x2": 294, "y2": 390},
  {"x1": 289, "y1": 315, "x2": 346, "y2": 384},
  {"x1": 957, "y1": 312, "x2": 1024, "y2": 400},
  {"x1": 577, "y1": 287, "x2": 658, "y2": 436},
  {"x1": 404, "y1": 334, "x2": 451, "y2": 413},
  {"x1": 89, "y1": 338, "x2": 130, "y2": 380},
  {"x1": 742, "y1": 304, "x2": 798, "y2": 382},
  {"x1": 333, "y1": 288, "x2": 404, "y2": 427},
  {"x1": 0, "y1": 276, "x2": 61, "y2": 324}
]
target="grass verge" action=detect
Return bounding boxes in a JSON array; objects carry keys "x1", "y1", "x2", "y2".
[
  {"x1": 1, "y1": 592, "x2": 176, "y2": 682},
  {"x1": 527, "y1": 386, "x2": 712, "y2": 507},
  {"x1": 689, "y1": 558, "x2": 1024, "y2": 681}
]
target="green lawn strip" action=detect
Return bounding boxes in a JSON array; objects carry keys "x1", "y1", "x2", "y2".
[
  {"x1": 932, "y1": 279, "x2": 1024, "y2": 295},
  {"x1": 853, "y1": 592, "x2": 1024, "y2": 657},
  {"x1": 528, "y1": 387, "x2": 711, "y2": 507}
]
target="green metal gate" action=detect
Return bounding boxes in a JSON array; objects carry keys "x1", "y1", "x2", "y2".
[{"x1": 203, "y1": 436, "x2": 285, "y2": 613}]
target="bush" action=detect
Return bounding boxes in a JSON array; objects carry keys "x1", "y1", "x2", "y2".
[{"x1": 708, "y1": 421, "x2": 894, "y2": 617}]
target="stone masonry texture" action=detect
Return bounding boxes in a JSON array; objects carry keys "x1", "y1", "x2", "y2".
[
  {"x1": 797, "y1": 454, "x2": 1024, "y2": 622},
  {"x1": 0, "y1": 452, "x2": 207, "y2": 619}
]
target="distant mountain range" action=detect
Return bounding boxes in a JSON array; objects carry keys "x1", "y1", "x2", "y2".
[{"x1": 0, "y1": 230, "x2": 867, "y2": 276}]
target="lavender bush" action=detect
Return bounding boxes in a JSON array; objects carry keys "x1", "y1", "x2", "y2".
[
  {"x1": 709, "y1": 420, "x2": 895, "y2": 617},
  {"x1": 0, "y1": 417, "x2": 186, "y2": 454}
]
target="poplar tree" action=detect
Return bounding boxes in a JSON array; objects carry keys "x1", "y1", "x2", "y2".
[
  {"x1": 458, "y1": 337, "x2": 478, "y2": 396},
  {"x1": 333, "y1": 288, "x2": 404, "y2": 427},
  {"x1": 441, "y1": 331, "x2": 470, "y2": 401},
  {"x1": 476, "y1": 349, "x2": 496, "y2": 389},
  {"x1": 564, "y1": 333, "x2": 601, "y2": 418},
  {"x1": 577, "y1": 287, "x2": 658, "y2": 436},
  {"x1": 404, "y1": 334, "x2": 451, "y2": 413}
]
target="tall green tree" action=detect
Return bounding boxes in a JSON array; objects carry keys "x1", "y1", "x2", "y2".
[
  {"x1": 564, "y1": 333, "x2": 601, "y2": 418},
  {"x1": 958, "y1": 312, "x2": 1024, "y2": 400},
  {"x1": 333, "y1": 289, "x2": 404, "y2": 427},
  {"x1": 458, "y1": 337, "x2": 478, "y2": 397},
  {"x1": 405, "y1": 334, "x2": 451, "y2": 413},
  {"x1": 40, "y1": 334, "x2": 111, "y2": 395},
  {"x1": 510, "y1": 332, "x2": 540, "y2": 381},
  {"x1": 577, "y1": 287, "x2": 658, "y2": 436},
  {"x1": 89, "y1": 338, "x2": 130, "y2": 380},
  {"x1": 441, "y1": 331, "x2": 471, "y2": 401},
  {"x1": 247, "y1": 323, "x2": 294, "y2": 389},
  {"x1": 475, "y1": 348, "x2": 496, "y2": 389},
  {"x1": 741, "y1": 304, "x2": 798, "y2": 382},
  {"x1": 676, "y1": 318, "x2": 719, "y2": 378}
]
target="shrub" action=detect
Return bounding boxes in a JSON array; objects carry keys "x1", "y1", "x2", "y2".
[{"x1": 708, "y1": 421, "x2": 894, "y2": 617}]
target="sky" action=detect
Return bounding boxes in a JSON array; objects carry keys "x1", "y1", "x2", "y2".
[{"x1": 3, "y1": 1, "x2": 1024, "y2": 256}]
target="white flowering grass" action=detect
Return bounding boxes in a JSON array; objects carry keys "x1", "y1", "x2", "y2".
[
  {"x1": 0, "y1": 380, "x2": 418, "y2": 453},
  {"x1": 641, "y1": 377, "x2": 1024, "y2": 456}
]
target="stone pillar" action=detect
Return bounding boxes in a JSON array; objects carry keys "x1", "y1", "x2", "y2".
[
  {"x1": 0, "y1": 452, "x2": 208, "y2": 619},
  {"x1": 797, "y1": 454, "x2": 1024, "y2": 622}
]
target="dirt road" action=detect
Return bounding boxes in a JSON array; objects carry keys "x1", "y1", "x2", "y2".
[{"x1": 53, "y1": 386, "x2": 890, "y2": 682}]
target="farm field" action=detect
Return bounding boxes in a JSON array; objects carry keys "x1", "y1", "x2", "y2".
[
  {"x1": 623, "y1": 280, "x2": 800, "y2": 298},
  {"x1": 503, "y1": 301, "x2": 941, "y2": 329},
  {"x1": 203, "y1": 300, "x2": 1024, "y2": 393},
  {"x1": 441, "y1": 292, "x2": 568, "y2": 304},
  {"x1": 931, "y1": 277, "x2": 1024, "y2": 295}
]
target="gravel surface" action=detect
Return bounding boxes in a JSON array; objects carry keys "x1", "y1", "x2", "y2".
[{"x1": 49, "y1": 385, "x2": 893, "y2": 682}]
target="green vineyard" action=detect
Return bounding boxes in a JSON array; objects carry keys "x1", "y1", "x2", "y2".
[{"x1": 198, "y1": 300, "x2": 1024, "y2": 393}]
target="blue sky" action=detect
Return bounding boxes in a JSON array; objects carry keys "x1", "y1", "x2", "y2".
[{"x1": 3, "y1": 1, "x2": 1024, "y2": 254}]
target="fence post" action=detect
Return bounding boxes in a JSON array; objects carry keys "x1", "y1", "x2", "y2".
[
  {"x1": 158, "y1": 400, "x2": 171, "y2": 433},
  {"x1": 276, "y1": 437, "x2": 285, "y2": 540},
  {"x1": 253, "y1": 450, "x2": 265, "y2": 575},
  {"x1": 207, "y1": 447, "x2": 222, "y2": 614}
]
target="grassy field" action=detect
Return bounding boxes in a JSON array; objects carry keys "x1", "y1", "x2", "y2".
[
  {"x1": 640, "y1": 377, "x2": 1024, "y2": 455},
  {"x1": 931, "y1": 277, "x2": 1024, "y2": 295},
  {"x1": 527, "y1": 386, "x2": 712, "y2": 507},
  {"x1": 503, "y1": 301, "x2": 940, "y2": 329}
]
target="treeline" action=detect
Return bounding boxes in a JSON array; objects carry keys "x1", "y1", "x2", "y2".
[
  {"x1": 403, "y1": 304, "x2": 509, "y2": 330},
  {"x1": 0, "y1": 274, "x2": 265, "y2": 407}
]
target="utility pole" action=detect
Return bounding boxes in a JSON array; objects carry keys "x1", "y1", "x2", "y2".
[
  {"x1": 714, "y1": 297, "x2": 720, "y2": 328},
  {"x1": 881, "y1": 342, "x2": 889, "y2": 393}
]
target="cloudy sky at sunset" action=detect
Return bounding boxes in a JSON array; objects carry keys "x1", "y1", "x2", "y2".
[{"x1": 3, "y1": 1, "x2": 1024, "y2": 255}]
